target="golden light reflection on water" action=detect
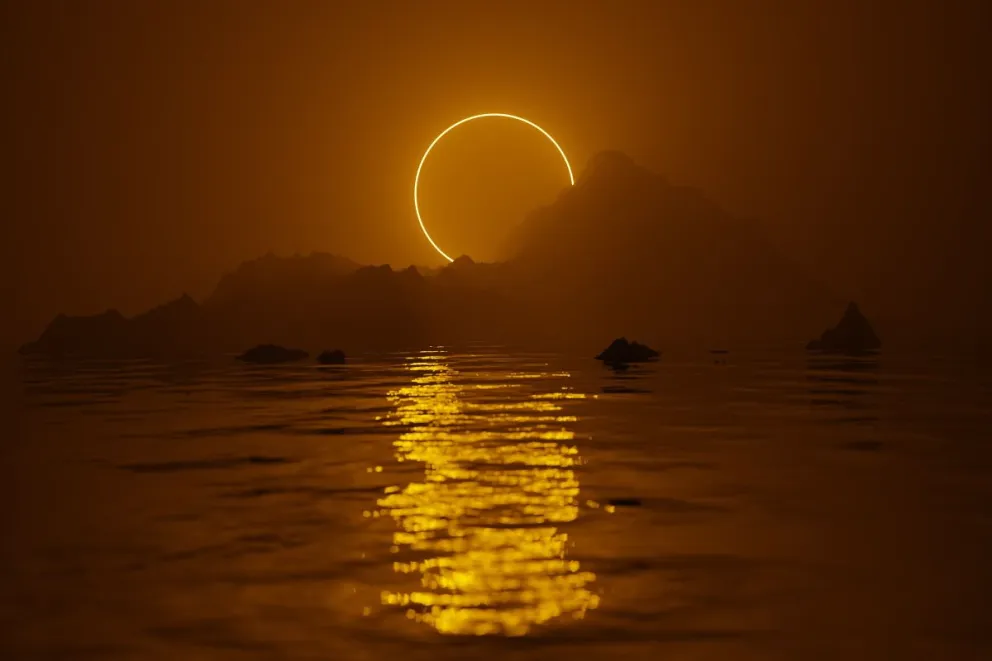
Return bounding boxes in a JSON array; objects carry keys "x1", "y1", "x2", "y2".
[{"x1": 375, "y1": 351, "x2": 599, "y2": 635}]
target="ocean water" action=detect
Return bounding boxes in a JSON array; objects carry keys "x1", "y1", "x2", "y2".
[{"x1": 2, "y1": 348, "x2": 991, "y2": 660}]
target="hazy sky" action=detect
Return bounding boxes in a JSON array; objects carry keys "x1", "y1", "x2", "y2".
[{"x1": 3, "y1": 0, "x2": 990, "y2": 347}]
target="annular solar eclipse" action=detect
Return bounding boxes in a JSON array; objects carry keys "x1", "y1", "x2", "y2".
[{"x1": 413, "y1": 113, "x2": 575, "y2": 262}]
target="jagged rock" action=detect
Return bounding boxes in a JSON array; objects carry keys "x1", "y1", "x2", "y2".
[
  {"x1": 806, "y1": 302, "x2": 881, "y2": 354},
  {"x1": 316, "y1": 349, "x2": 346, "y2": 365},
  {"x1": 237, "y1": 344, "x2": 308, "y2": 364},
  {"x1": 595, "y1": 337, "x2": 659, "y2": 363}
]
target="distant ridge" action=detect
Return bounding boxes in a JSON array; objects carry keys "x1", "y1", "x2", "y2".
[{"x1": 19, "y1": 152, "x2": 841, "y2": 358}]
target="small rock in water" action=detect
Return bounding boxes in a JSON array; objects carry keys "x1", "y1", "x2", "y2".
[
  {"x1": 839, "y1": 440, "x2": 883, "y2": 452},
  {"x1": 807, "y1": 302, "x2": 881, "y2": 355},
  {"x1": 595, "y1": 337, "x2": 659, "y2": 364},
  {"x1": 317, "y1": 349, "x2": 346, "y2": 365},
  {"x1": 237, "y1": 344, "x2": 308, "y2": 364},
  {"x1": 606, "y1": 498, "x2": 643, "y2": 507}
]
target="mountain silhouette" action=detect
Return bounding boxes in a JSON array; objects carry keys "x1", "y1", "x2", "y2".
[
  {"x1": 20, "y1": 309, "x2": 130, "y2": 358},
  {"x1": 500, "y1": 150, "x2": 840, "y2": 349},
  {"x1": 19, "y1": 152, "x2": 842, "y2": 359},
  {"x1": 206, "y1": 251, "x2": 360, "y2": 309}
]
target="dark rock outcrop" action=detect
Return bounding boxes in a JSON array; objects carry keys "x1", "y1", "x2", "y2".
[
  {"x1": 237, "y1": 344, "x2": 308, "y2": 364},
  {"x1": 18, "y1": 295, "x2": 212, "y2": 359},
  {"x1": 606, "y1": 498, "x2": 643, "y2": 507},
  {"x1": 595, "y1": 337, "x2": 659, "y2": 363},
  {"x1": 19, "y1": 309, "x2": 130, "y2": 357},
  {"x1": 316, "y1": 349, "x2": 346, "y2": 365},
  {"x1": 806, "y1": 302, "x2": 881, "y2": 354}
]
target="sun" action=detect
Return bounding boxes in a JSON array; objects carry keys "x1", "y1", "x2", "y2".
[{"x1": 414, "y1": 113, "x2": 575, "y2": 263}]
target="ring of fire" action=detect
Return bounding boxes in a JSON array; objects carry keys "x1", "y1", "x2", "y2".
[{"x1": 414, "y1": 113, "x2": 575, "y2": 262}]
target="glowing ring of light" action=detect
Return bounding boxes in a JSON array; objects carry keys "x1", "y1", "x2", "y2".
[{"x1": 414, "y1": 113, "x2": 575, "y2": 262}]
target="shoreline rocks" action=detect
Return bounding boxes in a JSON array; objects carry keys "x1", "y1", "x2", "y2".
[
  {"x1": 237, "y1": 344, "x2": 308, "y2": 364},
  {"x1": 317, "y1": 349, "x2": 346, "y2": 365}
]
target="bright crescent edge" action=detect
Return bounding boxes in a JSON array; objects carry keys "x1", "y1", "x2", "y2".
[{"x1": 414, "y1": 113, "x2": 575, "y2": 263}]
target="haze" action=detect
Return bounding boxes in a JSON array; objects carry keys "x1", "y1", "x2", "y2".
[{"x1": 3, "y1": 0, "x2": 990, "y2": 351}]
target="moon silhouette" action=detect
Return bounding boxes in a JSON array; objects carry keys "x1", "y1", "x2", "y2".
[{"x1": 414, "y1": 113, "x2": 575, "y2": 263}]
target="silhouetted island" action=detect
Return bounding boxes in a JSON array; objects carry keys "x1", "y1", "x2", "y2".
[
  {"x1": 595, "y1": 338, "x2": 659, "y2": 363},
  {"x1": 806, "y1": 302, "x2": 881, "y2": 354},
  {"x1": 18, "y1": 152, "x2": 849, "y2": 359},
  {"x1": 317, "y1": 349, "x2": 346, "y2": 365},
  {"x1": 237, "y1": 344, "x2": 308, "y2": 364}
]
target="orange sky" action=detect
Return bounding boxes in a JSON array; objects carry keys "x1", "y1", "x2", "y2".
[{"x1": 2, "y1": 0, "x2": 990, "y2": 347}]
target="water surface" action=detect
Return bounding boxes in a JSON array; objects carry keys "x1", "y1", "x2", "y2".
[{"x1": 3, "y1": 349, "x2": 991, "y2": 660}]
